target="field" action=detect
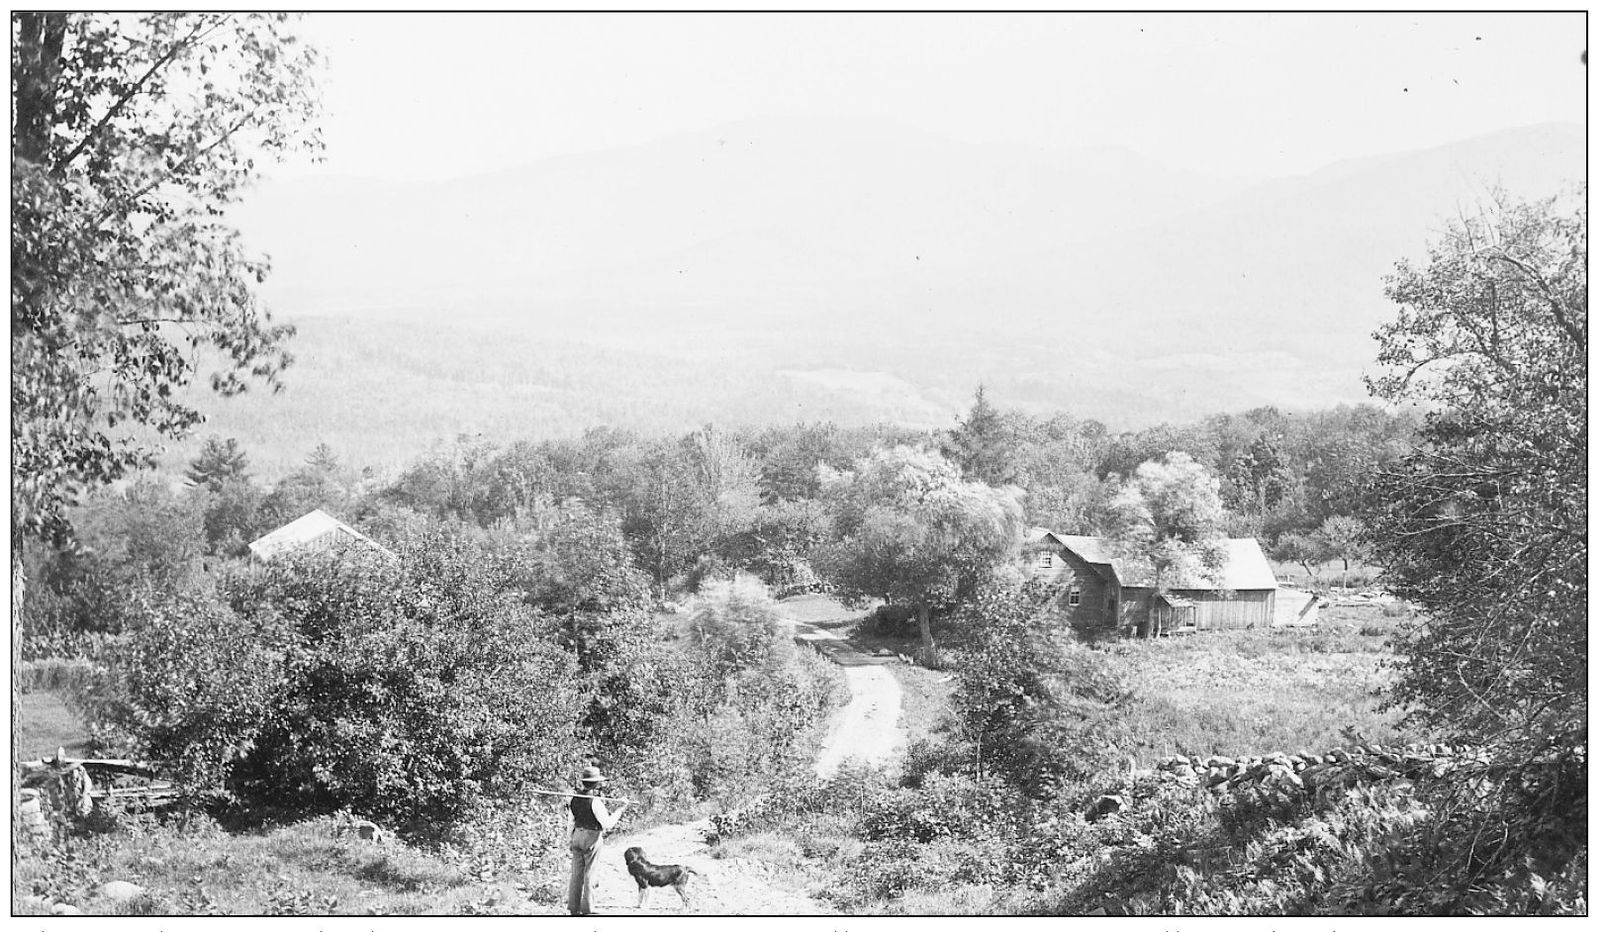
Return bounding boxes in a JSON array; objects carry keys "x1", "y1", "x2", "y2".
[
  {"x1": 815, "y1": 597, "x2": 1426, "y2": 762},
  {"x1": 1104, "y1": 604, "x2": 1430, "y2": 760},
  {"x1": 12, "y1": 689, "x2": 95, "y2": 762}
]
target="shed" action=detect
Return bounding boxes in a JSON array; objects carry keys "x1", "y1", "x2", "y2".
[{"x1": 248, "y1": 509, "x2": 394, "y2": 563}]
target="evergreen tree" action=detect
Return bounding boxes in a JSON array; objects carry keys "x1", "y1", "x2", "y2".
[
  {"x1": 186, "y1": 436, "x2": 252, "y2": 493},
  {"x1": 945, "y1": 385, "x2": 1019, "y2": 486}
]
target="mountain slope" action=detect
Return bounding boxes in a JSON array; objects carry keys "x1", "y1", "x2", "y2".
[{"x1": 192, "y1": 119, "x2": 1582, "y2": 477}]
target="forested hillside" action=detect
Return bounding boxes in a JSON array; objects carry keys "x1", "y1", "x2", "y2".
[{"x1": 188, "y1": 118, "x2": 1584, "y2": 475}]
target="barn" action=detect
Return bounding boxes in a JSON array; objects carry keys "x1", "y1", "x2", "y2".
[
  {"x1": 248, "y1": 509, "x2": 395, "y2": 563},
  {"x1": 1026, "y1": 531, "x2": 1284, "y2": 635}
]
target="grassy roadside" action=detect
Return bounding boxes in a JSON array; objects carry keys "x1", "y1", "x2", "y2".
[{"x1": 12, "y1": 809, "x2": 570, "y2": 916}]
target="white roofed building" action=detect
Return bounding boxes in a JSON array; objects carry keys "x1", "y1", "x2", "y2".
[{"x1": 247, "y1": 509, "x2": 394, "y2": 563}]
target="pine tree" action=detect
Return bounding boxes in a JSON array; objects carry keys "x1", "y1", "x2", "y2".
[{"x1": 186, "y1": 436, "x2": 252, "y2": 493}]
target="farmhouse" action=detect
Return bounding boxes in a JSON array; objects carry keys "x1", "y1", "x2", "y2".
[
  {"x1": 1026, "y1": 531, "x2": 1301, "y2": 635},
  {"x1": 247, "y1": 509, "x2": 395, "y2": 563}
]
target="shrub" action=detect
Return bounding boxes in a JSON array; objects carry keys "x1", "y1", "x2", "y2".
[
  {"x1": 950, "y1": 583, "x2": 1134, "y2": 796},
  {"x1": 213, "y1": 533, "x2": 585, "y2": 828},
  {"x1": 859, "y1": 771, "x2": 1013, "y2": 845},
  {"x1": 686, "y1": 574, "x2": 790, "y2": 682},
  {"x1": 79, "y1": 586, "x2": 289, "y2": 794}
]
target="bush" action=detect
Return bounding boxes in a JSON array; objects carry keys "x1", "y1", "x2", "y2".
[
  {"x1": 865, "y1": 603, "x2": 917, "y2": 637},
  {"x1": 685, "y1": 574, "x2": 790, "y2": 682},
  {"x1": 211, "y1": 532, "x2": 585, "y2": 828},
  {"x1": 950, "y1": 584, "x2": 1134, "y2": 796},
  {"x1": 859, "y1": 772, "x2": 1013, "y2": 845},
  {"x1": 79, "y1": 586, "x2": 289, "y2": 794}
]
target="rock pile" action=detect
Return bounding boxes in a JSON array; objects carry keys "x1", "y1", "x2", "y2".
[{"x1": 1147, "y1": 742, "x2": 1492, "y2": 802}]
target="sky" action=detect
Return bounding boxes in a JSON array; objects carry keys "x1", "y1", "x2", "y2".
[{"x1": 277, "y1": 11, "x2": 1586, "y2": 183}]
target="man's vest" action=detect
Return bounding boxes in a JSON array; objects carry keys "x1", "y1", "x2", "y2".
[{"x1": 570, "y1": 793, "x2": 603, "y2": 831}]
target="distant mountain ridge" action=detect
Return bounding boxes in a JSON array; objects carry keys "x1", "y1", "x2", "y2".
[{"x1": 189, "y1": 118, "x2": 1582, "y2": 478}]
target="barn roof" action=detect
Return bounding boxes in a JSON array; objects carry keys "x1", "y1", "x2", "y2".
[
  {"x1": 248, "y1": 509, "x2": 393, "y2": 562},
  {"x1": 1038, "y1": 532, "x2": 1277, "y2": 591}
]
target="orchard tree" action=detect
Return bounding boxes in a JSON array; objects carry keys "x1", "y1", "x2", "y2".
[
  {"x1": 813, "y1": 446, "x2": 1023, "y2": 664},
  {"x1": 1105, "y1": 452, "x2": 1227, "y2": 634},
  {"x1": 1367, "y1": 188, "x2": 1585, "y2": 748},
  {"x1": 1313, "y1": 514, "x2": 1370, "y2": 585},
  {"x1": 1271, "y1": 529, "x2": 1332, "y2": 581}
]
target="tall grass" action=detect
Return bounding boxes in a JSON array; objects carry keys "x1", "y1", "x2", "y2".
[
  {"x1": 11, "y1": 808, "x2": 571, "y2": 916},
  {"x1": 1100, "y1": 611, "x2": 1432, "y2": 758},
  {"x1": 16, "y1": 657, "x2": 100, "y2": 695}
]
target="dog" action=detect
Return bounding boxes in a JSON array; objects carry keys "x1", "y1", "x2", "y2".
[{"x1": 622, "y1": 846, "x2": 699, "y2": 911}]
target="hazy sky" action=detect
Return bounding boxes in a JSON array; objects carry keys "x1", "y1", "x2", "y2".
[{"x1": 280, "y1": 11, "x2": 1584, "y2": 183}]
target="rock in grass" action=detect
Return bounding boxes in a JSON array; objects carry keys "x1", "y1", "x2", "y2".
[
  {"x1": 353, "y1": 819, "x2": 388, "y2": 842},
  {"x1": 99, "y1": 881, "x2": 145, "y2": 902},
  {"x1": 51, "y1": 903, "x2": 83, "y2": 916},
  {"x1": 1084, "y1": 795, "x2": 1126, "y2": 822}
]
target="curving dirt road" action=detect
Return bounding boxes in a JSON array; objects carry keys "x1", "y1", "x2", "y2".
[{"x1": 585, "y1": 597, "x2": 904, "y2": 915}]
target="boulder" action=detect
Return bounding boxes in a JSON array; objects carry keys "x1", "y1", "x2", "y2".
[
  {"x1": 51, "y1": 903, "x2": 83, "y2": 916},
  {"x1": 99, "y1": 881, "x2": 145, "y2": 902},
  {"x1": 1084, "y1": 795, "x2": 1126, "y2": 822},
  {"x1": 353, "y1": 819, "x2": 387, "y2": 842}
]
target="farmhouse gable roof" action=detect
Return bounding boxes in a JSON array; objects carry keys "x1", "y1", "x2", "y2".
[{"x1": 1037, "y1": 532, "x2": 1277, "y2": 591}]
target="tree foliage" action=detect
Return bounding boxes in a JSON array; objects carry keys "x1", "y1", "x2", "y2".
[
  {"x1": 208, "y1": 533, "x2": 585, "y2": 826},
  {"x1": 950, "y1": 583, "x2": 1132, "y2": 797},
  {"x1": 12, "y1": 12, "x2": 322, "y2": 540},
  {"x1": 185, "y1": 435, "x2": 251, "y2": 492},
  {"x1": 1104, "y1": 452, "x2": 1227, "y2": 599},
  {"x1": 1367, "y1": 188, "x2": 1586, "y2": 749},
  {"x1": 814, "y1": 446, "x2": 1023, "y2": 661},
  {"x1": 945, "y1": 385, "x2": 1020, "y2": 487}
]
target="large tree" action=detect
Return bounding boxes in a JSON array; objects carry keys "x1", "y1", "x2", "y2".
[
  {"x1": 1367, "y1": 188, "x2": 1585, "y2": 747},
  {"x1": 1104, "y1": 451, "x2": 1228, "y2": 634},
  {"x1": 813, "y1": 445, "x2": 1023, "y2": 663},
  {"x1": 1363, "y1": 188, "x2": 1585, "y2": 909},
  {"x1": 12, "y1": 12, "x2": 323, "y2": 544}
]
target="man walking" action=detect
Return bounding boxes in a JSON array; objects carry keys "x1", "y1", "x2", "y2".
[{"x1": 568, "y1": 765, "x2": 628, "y2": 916}]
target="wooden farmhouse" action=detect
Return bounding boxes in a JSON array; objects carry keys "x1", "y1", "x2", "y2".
[
  {"x1": 247, "y1": 509, "x2": 395, "y2": 563},
  {"x1": 1025, "y1": 531, "x2": 1299, "y2": 635}
]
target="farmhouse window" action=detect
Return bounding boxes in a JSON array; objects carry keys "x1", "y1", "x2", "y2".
[
  {"x1": 1037, "y1": 550, "x2": 1054, "y2": 569},
  {"x1": 1067, "y1": 587, "x2": 1081, "y2": 606}
]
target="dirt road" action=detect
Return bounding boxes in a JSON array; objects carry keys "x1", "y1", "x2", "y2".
[{"x1": 584, "y1": 596, "x2": 903, "y2": 915}]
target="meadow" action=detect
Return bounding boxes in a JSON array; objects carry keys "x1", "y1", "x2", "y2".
[{"x1": 1104, "y1": 604, "x2": 1426, "y2": 760}]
